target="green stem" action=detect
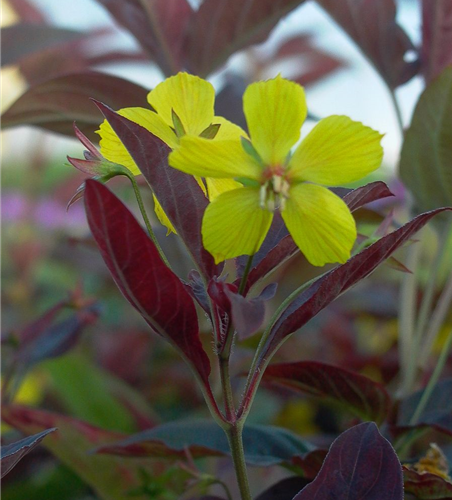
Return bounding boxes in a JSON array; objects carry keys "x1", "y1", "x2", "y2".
[
  {"x1": 414, "y1": 227, "x2": 449, "y2": 345},
  {"x1": 129, "y1": 176, "x2": 171, "y2": 268},
  {"x1": 238, "y1": 254, "x2": 254, "y2": 296},
  {"x1": 398, "y1": 243, "x2": 421, "y2": 397},
  {"x1": 395, "y1": 327, "x2": 452, "y2": 458},
  {"x1": 419, "y1": 270, "x2": 452, "y2": 367},
  {"x1": 219, "y1": 354, "x2": 235, "y2": 421},
  {"x1": 225, "y1": 424, "x2": 252, "y2": 500},
  {"x1": 411, "y1": 327, "x2": 452, "y2": 425},
  {"x1": 239, "y1": 270, "x2": 329, "y2": 418},
  {"x1": 388, "y1": 87, "x2": 404, "y2": 135}
]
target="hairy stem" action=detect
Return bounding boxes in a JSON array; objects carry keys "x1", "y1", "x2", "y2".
[{"x1": 225, "y1": 424, "x2": 252, "y2": 500}]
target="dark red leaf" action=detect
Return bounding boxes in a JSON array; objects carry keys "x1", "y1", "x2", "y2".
[
  {"x1": 1, "y1": 428, "x2": 57, "y2": 478},
  {"x1": 403, "y1": 467, "x2": 452, "y2": 499},
  {"x1": 1, "y1": 71, "x2": 149, "y2": 140},
  {"x1": 93, "y1": 101, "x2": 221, "y2": 280},
  {"x1": 422, "y1": 0, "x2": 452, "y2": 82},
  {"x1": 8, "y1": 0, "x2": 47, "y2": 23},
  {"x1": 15, "y1": 303, "x2": 100, "y2": 370},
  {"x1": 397, "y1": 379, "x2": 452, "y2": 437},
  {"x1": 1, "y1": 405, "x2": 166, "y2": 499},
  {"x1": 293, "y1": 422, "x2": 403, "y2": 500},
  {"x1": 239, "y1": 182, "x2": 394, "y2": 293},
  {"x1": 84, "y1": 180, "x2": 212, "y2": 390},
  {"x1": 1, "y1": 24, "x2": 83, "y2": 67},
  {"x1": 242, "y1": 208, "x2": 451, "y2": 414},
  {"x1": 316, "y1": 0, "x2": 419, "y2": 88},
  {"x1": 264, "y1": 361, "x2": 391, "y2": 424},
  {"x1": 289, "y1": 449, "x2": 328, "y2": 479},
  {"x1": 186, "y1": 0, "x2": 307, "y2": 76},
  {"x1": 255, "y1": 477, "x2": 312, "y2": 500},
  {"x1": 95, "y1": 0, "x2": 192, "y2": 75}
]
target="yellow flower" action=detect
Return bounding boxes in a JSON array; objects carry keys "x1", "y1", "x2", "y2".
[
  {"x1": 97, "y1": 72, "x2": 243, "y2": 233},
  {"x1": 169, "y1": 75, "x2": 384, "y2": 266}
]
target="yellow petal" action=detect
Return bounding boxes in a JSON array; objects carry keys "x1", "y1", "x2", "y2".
[
  {"x1": 282, "y1": 184, "x2": 356, "y2": 266},
  {"x1": 169, "y1": 136, "x2": 262, "y2": 180},
  {"x1": 148, "y1": 73, "x2": 214, "y2": 136},
  {"x1": 205, "y1": 177, "x2": 243, "y2": 200},
  {"x1": 243, "y1": 75, "x2": 307, "y2": 166},
  {"x1": 202, "y1": 188, "x2": 273, "y2": 263},
  {"x1": 212, "y1": 116, "x2": 248, "y2": 140},
  {"x1": 154, "y1": 194, "x2": 176, "y2": 234},
  {"x1": 97, "y1": 107, "x2": 178, "y2": 175},
  {"x1": 288, "y1": 115, "x2": 383, "y2": 186}
]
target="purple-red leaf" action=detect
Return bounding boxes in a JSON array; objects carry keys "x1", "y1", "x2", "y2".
[
  {"x1": 95, "y1": 0, "x2": 192, "y2": 75},
  {"x1": 1, "y1": 405, "x2": 170, "y2": 500},
  {"x1": 1, "y1": 428, "x2": 57, "y2": 478},
  {"x1": 263, "y1": 361, "x2": 391, "y2": 424},
  {"x1": 422, "y1": 0, "x2": 452, "y2": 83},
  {"x1": 84, "y1": 180, "x2": 212, "y2": 389},
  {"x1": 94, "y1": 101, "x2": 221, "y2": 280},
  {"x1": 1, "y1": 71, "x2": 149, "y2": 140},
  {"x1": 238, "y1": 181, "x2": 394, "y2": 293},
  {"x1": 186, "y1": 0, "x2": 307, "y2": 76},
  {"x1": 316, "y1": 0, "x2": 419, "y2": 88},
  {"x1": 1, "y1": 24, "x2": 82, "y2": 67},
  {"x1": 15, "y1": 303, "x2": 100, "y2": 370},
  {"x1": 293, "y1": 422, "x2": 403, "y2": 500},
  {"x1": 403, "y1": 467, "x2": 452, "y2": 499},
  {"x1": 242, "y1": 208, "x2": 451, "y2": 413}
]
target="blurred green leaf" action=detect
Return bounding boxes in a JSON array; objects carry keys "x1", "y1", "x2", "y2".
[
  {"x1": 400, "y1": 66, "x2": 452, "y2": 218},
  {"x1": 44, "y1": 353, "x2": 144, "y2": 433}
]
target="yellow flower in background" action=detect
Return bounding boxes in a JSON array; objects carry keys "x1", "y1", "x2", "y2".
[
  {"x1": 169, "y1": 75, "x2": 384, "y2": 266},
  {"x1": 97, "y1": 72, "x2": 243, "y2": 233}
]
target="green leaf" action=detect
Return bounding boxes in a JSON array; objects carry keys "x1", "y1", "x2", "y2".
[
  {"x1": 400, "y1": 66, "x2": 452, "y2": 220},
  {"x1": 94, "y1": 419, "x2": 314, "y2": 467},
  {"x1": 44, "y1": 353, "x2": 149, "y2": 433}
]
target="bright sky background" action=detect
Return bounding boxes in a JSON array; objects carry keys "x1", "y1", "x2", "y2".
[{"x1": 2, "y1": 0, "x2": 422, "y2": 171}]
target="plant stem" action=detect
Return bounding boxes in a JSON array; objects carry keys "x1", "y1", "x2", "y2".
[
  {"x1": 219, "y1": 354, "x2": 235, "y2": 421},
  {"x1": 398, "y1": 243, "x2": 421, "y2": 396},
  {"x1": 238, "y1": 255, "x2": 254, "y2": 296},
  {"x1": 419, "y1": 269, "x2": 452, "y2": 367},
  {"x1": 388, "y1": 87, "x2": 404, "y2": 135},
  {"x1": 411, "y1": 327, "x2": 452, "y2": 425},
  {"x1": 129, "y1": 176, "x2": 171, "y2": 268},
  {"x1": 239, "y1": 270, "x2": 329, "y2": 418},
  {"x1": 225, "y1": 424, "x2": 252, "y2": 500}
]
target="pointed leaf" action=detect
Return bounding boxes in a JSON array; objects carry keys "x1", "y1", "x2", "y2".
[
  {"x1": 316, "y1": 0, "x2": 419, "y2": 88},
  {"x1": 238, "y1": 182, "x2": 394, "y2": 293},
  {"x1": 94, "y1": 101, "x2": 221, "y2": 279},
  {"x1": 397, "y1": 379, "x2": 452, "y2": 436},
  {"x1": 186, "y1": 0, "x2": 307, "y2": 76},
  {"x1": 400, "y1": 66, "x2": 452, "y2": 219},
  {"x1": 403, "y1": 467, "x2": 452, "y2": 499},
  {"x1": 1, "y1": 72, "x2": 149, "y2": 140},
  {"x1": 244, "y1": 208, "x2": 451, "y2": 409},
  {"x1": 422, "y1": 1, "x2": 452, "y2": 82},
  {"x1": 94, "y1": 419, "x2": 314, "y2": 467},
  {"x1": 1, "y1": 24, "x2": 83, "y2": 67},
  {"x1": 263, "y1": 361, "x2": 391, "y2": 424},
  {"x1": 1, "y1": 405, "x2": 163, "y2": 500},
  {"x1": 95, "y1": 0, "x2": 192, "y2": 75},
  {"x1": 84, "y1": 180, "x2": 212, "y2": 389},
  {"x1": 15, "y1": 303, "x2": 100, "y2": 371},
  {"x1": 1, "y1": 428, "x2": 57, "y2": 478},
  {"x1": 293, "y1": 422, "x2": 403, "y2": 500}
]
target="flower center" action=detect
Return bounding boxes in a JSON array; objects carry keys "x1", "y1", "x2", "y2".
[{"x1": 259, "y1": 174, "x2": 290, "y2": 212}]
